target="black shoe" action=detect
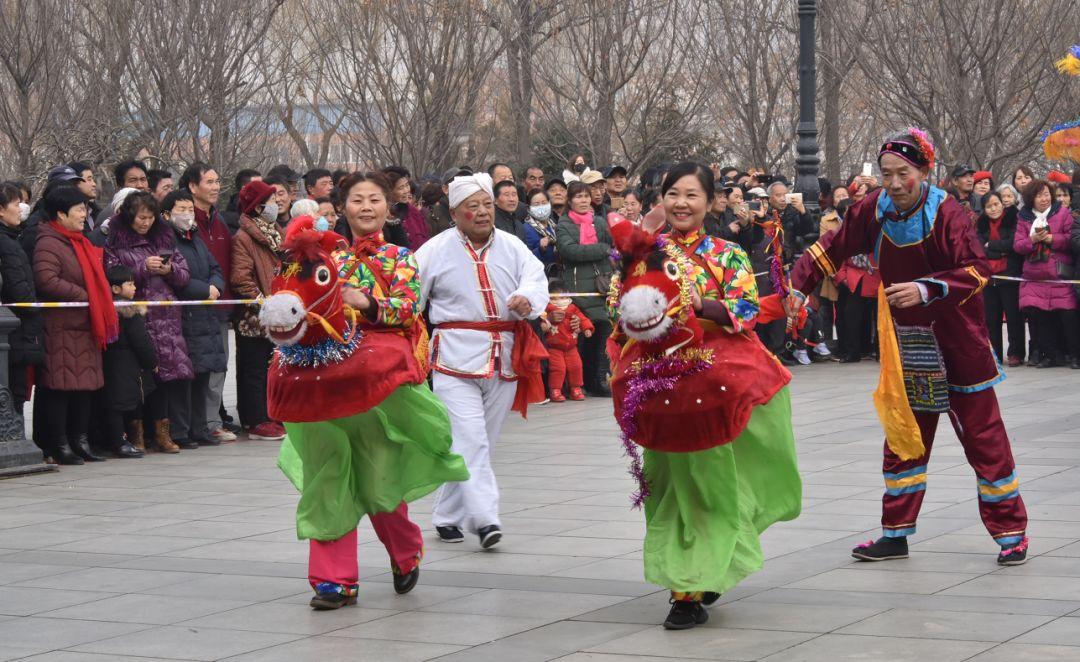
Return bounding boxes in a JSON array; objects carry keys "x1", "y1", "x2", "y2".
[
  {"x1": 52, "y1": 442, "x2": 84, "y2": 466},
  {"x1": 195, "y1": 435, "x2": 221, "y2": 447},
  {"x1": 175, "y1": 438, "x2": 200, "y2": 450},
  {"x1": 663, "y1": 600, "x2": 708, "y2": 630},
  {"x1": 309, "y1": 583, "x2": 358, "y2": 610},
  {"x1": 1071, "y1": 360, "x2": 1080, "y2": 370},
  {"x1": 778, "y1": 354, "x2": 798, "y2": 367},
  {"x1": 477, "y1": 524, "x2": 502, "y2": 549},
  {"x1": 997, "y1": 538, "x2": 1029, "y2": 566},
  {"x1": 851, "y1": 536, "x2": 909, "y2": 561},
  {"x1": 585, "y1": 383, "x2": 611, "y2": 398},
  {"x1": 702, "y1": 591, "x2": 721, "y2": 606},
  {"x1": 436, "y1": 526, "x2": 464, "y2": 543},
  {"x1": 113, "y1": 442, "x2": 144, "y2": 458},
  {"x1": 393, "y1": 566, "x2": 420, "y2": 594},
  {"x1": 72, "y1": 435, "x2": 106, "y2": 462},
  {"x1": 222, "y1": 420, "x2": 242, "y2": 434},
  {"x1": 839, "y1": 355, "x2": 861, "y2": 364}
]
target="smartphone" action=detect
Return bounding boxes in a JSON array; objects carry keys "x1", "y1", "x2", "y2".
[
  {"x1": 748, "y1": 200, "x2": 761, "y2": 212},
  {"x1": 159, "y1": 252, "x2": 172, "y2": 264},
  {"x1": 784, "y1": 192, "x2": 803, "y2": 205},
  {"x1": 862, "y1": 162, "x2": 873, "y2": 178}
]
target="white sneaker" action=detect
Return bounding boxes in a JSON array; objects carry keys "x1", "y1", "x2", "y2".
[
  {"x1": 210, "y1": 428, "x2": 237, "y2": 443},
  {"x1": 794, "y1": 349, "x2": 811, "y2": 365},
  {"x1": 813, "y1": 343, "x2": 832, "y2": 356}
]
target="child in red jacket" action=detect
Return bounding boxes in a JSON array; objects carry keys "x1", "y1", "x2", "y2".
[{"x1": 541, "y1": 280, "x2": 594, "y2": 402}]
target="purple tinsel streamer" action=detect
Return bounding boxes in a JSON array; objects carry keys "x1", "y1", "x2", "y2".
[
  {"x1": 769, "y1": 251, "x2": 789, "y2": 299},
  {"x1": 617, "y1": 355, "x2": 711, "y2": 508}
]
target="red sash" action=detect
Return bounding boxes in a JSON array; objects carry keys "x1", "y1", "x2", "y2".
[{"x1": 437, "y1": 320, "x2": 549, "y2": 418}]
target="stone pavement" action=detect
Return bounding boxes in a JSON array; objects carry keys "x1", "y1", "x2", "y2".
[{"x1": 1, "y1": 361, "x2": 1079, "y2": 661}]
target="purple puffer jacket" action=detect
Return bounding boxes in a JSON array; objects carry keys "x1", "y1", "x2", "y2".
[
  {"x1": 1014, "y1": 203, "x2": 1077, "y2": 311},
  {"x1": 105, "y1": 219, "x2": 194, "y2": 382}
]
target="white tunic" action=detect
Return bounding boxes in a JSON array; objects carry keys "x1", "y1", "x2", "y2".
[{"x1": 416, "y1": 228, "x2": 549, "y2": 379}]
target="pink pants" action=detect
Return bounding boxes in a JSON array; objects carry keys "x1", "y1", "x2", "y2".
[{"x1": 307, "y1": 502, "x2": 423, "y2": 588}]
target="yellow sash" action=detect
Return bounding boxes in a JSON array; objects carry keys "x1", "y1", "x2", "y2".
[{"x1": 872, "y1": 285, "x2": 926, "y2": 460}]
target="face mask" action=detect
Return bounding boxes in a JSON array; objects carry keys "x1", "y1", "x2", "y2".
[
  {"x1": 18, "y1": 202, "x2": 30, "y2": 222},
  {"x1": 259, "y1": 201, "x2": 278, "y2": 222},
  {"x1": 529, "y1": 204, "x2": 551, "y2": 220},
  {"x1": 314, "y1": 216, "x2": 330, "y2": 232},
  {"x1": 170, "y1": 211, "x2": 195, "y2": 231},
  {"x1": 572, "y1": 162, "x2": 586, "y2": 174}
]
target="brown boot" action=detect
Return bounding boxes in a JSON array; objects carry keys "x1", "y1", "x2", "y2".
[
  {"x1": 153, "y1": 419, "x2": 180, "y2": 454},
  {"x1": 127, "y1": 420, "x2": 146, "y2": 452}
]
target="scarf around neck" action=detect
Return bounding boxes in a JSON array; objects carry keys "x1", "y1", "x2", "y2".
[
  {"x1": 50, "y1": 221, "x2": 118, "y2": 350},
  {"x1": 568, "y1": 210, "x2": 597, "y2": 245}
]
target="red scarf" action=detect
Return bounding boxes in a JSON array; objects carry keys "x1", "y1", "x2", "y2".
[
  {"x1": 987, "y1": 218, "x2": 1008, "y2": 274},
  {"x1": 568, "y1": 210, "x2": 598, "y2": 245},
  {"x1": 50, "y1": 221, "x2": 118, "y2": 350}
]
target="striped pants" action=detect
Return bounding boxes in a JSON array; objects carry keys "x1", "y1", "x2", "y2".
[{"x1": 881, "y1": 387, "x2": 1027, "y2": 547}]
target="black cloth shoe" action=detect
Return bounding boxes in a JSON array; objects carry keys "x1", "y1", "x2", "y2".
[
  {"x1": 436, "y1": 526, "x2": 464, "y2": 543},
  {"x1": 585, "y1": 383, "x2": 611, "y2": 398},
  {"x1": 175, "y1": 438, "x2": 200, "y2": 450},
  {"x1": 778, "y1": 353, "x2": 798, "y2": 367},
  {"x1": 52, "y1": 441, "x2": 84, "y2": 466},
  {"x1": 393, "y1": 566, "x2": 420, "y2": 594},
  {"x1": 477, "y1": 524, "x2": 502, "y2": 549},
  {"x1": 195, "y1": 435, "x2": 221, "y2": 447},
  {"x1": 222, "y1": 420, "x2": 242, "y2": 434},
  {"x1": 72, "y1": 435, "x2": 106, "y2": 462},
  {"x1": 997, "y1": 538, "x2": 1029, "y2": 566},
  {"x1": 839, "y1": 355, "x2": 861, "y2": 363},
  {"x1": 113, "y1": 442, "x2": 143, "y2": 458},
  {"x1": 309, "y1": 582, "x2": 358, "y2": 610},
  {"x1": 702, "y1": 591, "x2": 721, "y2": 606},
  {"x1": 851, "y1": 536, "x2": 909, "y2": 561},
  {"x1": 663, "y1": 600, "x2": 708, "y2": 630}
]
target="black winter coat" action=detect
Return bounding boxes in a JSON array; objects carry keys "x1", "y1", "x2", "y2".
[
  {"x1": 173, "y1": 226, "x2": 227, "y2": 374},
  {"x1": 976, "y1": 206, "x2": 1023, "y2": 277},
  {"x1": 0, "y1": 224, "x2": 43, "y2": 401},
  {"x1": 103, "y1": 305, "x2": 157, "y2": 411}
]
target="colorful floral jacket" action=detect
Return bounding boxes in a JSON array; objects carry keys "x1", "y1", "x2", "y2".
[
  {"x1": 332, "y1": 233, "x2": 421, "y2": 328},
  {"x1": 667, "y1": 230, "x2": 760, "y2": 333}
]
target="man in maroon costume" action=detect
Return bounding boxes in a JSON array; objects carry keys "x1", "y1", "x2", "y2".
[{"x1": 789, "y1": 129, "x2": 1029, "y2": 566}]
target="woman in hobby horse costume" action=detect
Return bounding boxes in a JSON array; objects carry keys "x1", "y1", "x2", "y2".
[
  {"x1": 261, "y1": 174, "x2": 468, "y2": 610},
  {"x1": 607, "y1": 162, "x2": 801, "y2": 630}
]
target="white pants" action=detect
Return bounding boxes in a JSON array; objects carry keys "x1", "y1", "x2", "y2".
[{"x1": 431, "y1": 372, "x2": 516, "y2": 533}]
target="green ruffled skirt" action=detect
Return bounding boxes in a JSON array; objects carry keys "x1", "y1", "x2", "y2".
[
  {"x1": 642, "y1": 386, "x2": 801, "y2": 593},
  {"x1": 278, "y1": 383, "x2": 470, "y2": 541}
]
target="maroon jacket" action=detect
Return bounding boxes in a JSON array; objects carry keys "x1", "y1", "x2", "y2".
[
  {"x1": 32, "y1": 222, "x2": 103, "y2": 391},
  {"x1": 196, "y1": 206, "x2": 232, "y2": 299}
]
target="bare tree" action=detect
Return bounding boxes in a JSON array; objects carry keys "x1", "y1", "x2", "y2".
[
  {"x1": 856, "y1": 0, "x2": 1079, "y2": 176},
  {"x1": 0, "y1": 0, "x2": 79, "y2": 176},
  {"x1": 314, "y1": 0, "x2": 499, "y2": 174}
]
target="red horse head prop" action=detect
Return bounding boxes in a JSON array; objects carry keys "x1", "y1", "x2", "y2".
[
  {"x1": 259, "y1": 216, "x2": 351, "y2": 346},
  {"x1": 608, "y1": 208, "x2": 702, "y2": 351}
]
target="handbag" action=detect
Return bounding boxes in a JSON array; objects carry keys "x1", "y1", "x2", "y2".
[
  {"x1": 895, "y1": 323, "x2": 950, "y2": 413},
  {"x1": 593, "y1": 263, "x2": 612, "y2": 294}
]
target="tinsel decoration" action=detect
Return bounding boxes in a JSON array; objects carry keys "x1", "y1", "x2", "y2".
[
  {"x1": 1042, "y1": 118, "x2": 1080, "y2": 163},
  {"x1": 617, "y1": 353, "x2": 712, "y2": 508},
  {"x1": 276, "y1": 324, "x2": 363, "y2": 369},
  {"x1": 906, "y1": 126, "x2": 936, "y2": 169},
  {"x1": 766, "y1": 223, "x2": 789, "y2": 300},
  {"x1": 1055, "y1": 44, "x2": 1080, "y2": 76}
]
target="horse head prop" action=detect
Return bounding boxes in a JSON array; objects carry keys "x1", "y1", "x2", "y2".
[
  {"x1": 259, "y1": 215, "x2": 356, "y2": 348},
  {"x1": 608, "y1": 206, "x2": 703, "y2": 353}
]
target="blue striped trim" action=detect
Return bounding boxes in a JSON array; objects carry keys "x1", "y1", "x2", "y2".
[
  {"x1": 995, "y1": 535, "x2": 1024, "y2": 547},
  {"x1": 885, "y1": 483, "x2": 927, "y2": 496},
  {"x1": 916, "y1": 277, "x2": 950, "y2": 304},
  {"x1": 978, "y1": 472, "x2": 1017, "y2": 488},
  {"x1": 884, "y1": 465, "x2": 927, "y2": 480},
  {"x1": 883, "y1": 527, "x2": 916, "y2": 538},
  {"x1": 979, "y1": 491, "x2": 1019, "y2": 503},
  {"x1": 949, "y1": 368, "x2": 1006, "y2": 393}
]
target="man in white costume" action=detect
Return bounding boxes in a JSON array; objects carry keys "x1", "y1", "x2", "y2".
[{"x1": 416, "y1": 173, "x2": 549, "y2": 549}]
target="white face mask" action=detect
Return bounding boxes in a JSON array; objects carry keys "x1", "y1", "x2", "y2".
[
  {"x1": 170, "y1": 211, "x2": 195, "y2": 231},
  {"x1": 529, "y1": 203, "x2": 551, "y2": 220},
  {"x1": 260, "y1": 201, "x2": 279, "y2": 223}
]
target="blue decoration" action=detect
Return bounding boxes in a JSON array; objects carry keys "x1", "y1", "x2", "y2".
[
  {"x1": 1042, "y1": 117, "x2": 1080, "y2": 142},
  {"x1": 276, "y1": 324, "x2": 363, "y2": 369}
]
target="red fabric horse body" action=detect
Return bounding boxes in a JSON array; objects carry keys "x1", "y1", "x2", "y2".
[{"x1": 261, "y1": 217, "x2": 422, "y2": 423}]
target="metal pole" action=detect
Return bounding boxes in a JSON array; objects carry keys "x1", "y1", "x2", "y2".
[
  {"x1": 794, "y1": 0, "x2": 821, "y2": 218},
  {"x1": 0, "y1": 308, "x2": 54, "y2": 477}
]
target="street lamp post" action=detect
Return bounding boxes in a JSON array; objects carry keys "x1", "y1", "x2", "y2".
[{"x1": 793, "y1": 0, "x2": 821, "y2": 218}]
